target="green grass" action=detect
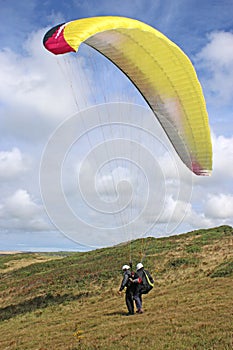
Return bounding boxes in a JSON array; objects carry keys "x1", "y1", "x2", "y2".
[
  {"x1": 209, "y1": 260, "x2": 233, "y2": 278},
  {"x1": 0, "y1": 253, "x2": 34, "y2": 269},
  {"x1": 0, "y1": 225, "x2": 232, "y2": 349},
  {"x1": 166, "y1": 256, "x2": 200, "y2": 269}
]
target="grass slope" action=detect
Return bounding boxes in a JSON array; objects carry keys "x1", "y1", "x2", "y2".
[{"x1": 0, "y1": 225, "x2": 232, "y2": 349}]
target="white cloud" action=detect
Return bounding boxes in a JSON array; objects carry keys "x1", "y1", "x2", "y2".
[
  {"x1": 204, "y1": 193, "x2": 233, "y2": 219},
  {"x1": 196, "y1": 31, "x2": 233, "y2": 105},
  {"x1": 0, "y1": 189, "x2": 49, "y2": 231},
  {"x1": 193, "y1": 133, "x2": 233, "y2": 190},
  {"x1": 184, "y1": 207, "x2": 214, "y2": 229},
  {"x1": 0, "y1": 30, "x2": 72, "y2": 115},
  {"x1": 0, "y1": 28, "x2": 97, "y2": 142},
  {"x1": 139, "y1": 196, "x2": 185, "y2": 229},
  {"x1": 198, "y1": 31, "x2": 233, "y2": 67},
  {"x1": 212, "y1": 133, "x2": 233, "y2": 179},
  {"x1": 95, "y1": 166, "x2": 132, "y2": 197},
  {"x1": 187, "y1": 132, "x2": 233, "y2": 228},
  {"x1": 3, "y1": 189, "x2": 39, "y2": 218},
  {"x1": 1, "y1": 19, "x2": 233, "y2": 250},
  {"x1": 0, "y1": 147, "x2": 29, "y2": 179}
]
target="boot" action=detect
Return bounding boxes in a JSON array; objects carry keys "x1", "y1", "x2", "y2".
[{"x1": 136, "y1": 308, "x2": 144, "y2": 314}]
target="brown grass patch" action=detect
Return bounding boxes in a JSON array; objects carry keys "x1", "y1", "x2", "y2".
[{"x1": 0, "y1": 226, "x2": 232, "y2": 349}]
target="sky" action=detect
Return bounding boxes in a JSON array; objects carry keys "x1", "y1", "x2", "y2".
[{"x1": 0, "y1": 0, "x2": 233, "y2": 252}]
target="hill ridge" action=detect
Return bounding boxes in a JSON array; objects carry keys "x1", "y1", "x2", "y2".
[{"x1": 0, "y1": 225, "x2": 232, "y2": 349}]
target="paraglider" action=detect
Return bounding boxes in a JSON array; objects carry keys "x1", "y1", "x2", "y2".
[{"x1": 43, "y1": 16, "x2": 212, "y2": 176}]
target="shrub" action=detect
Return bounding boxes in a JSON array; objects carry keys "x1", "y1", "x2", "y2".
[
  {"x1": 186, "y1": 245, "x2": 201, "y2": 253},
  {"x1": 209, "y1": 261, "x2": 233, "y2": 278},
  {"x1": 166, "y1": 257, "x2": 199, "y2": 269}
]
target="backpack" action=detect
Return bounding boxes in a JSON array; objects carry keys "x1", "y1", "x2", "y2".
[{"x1": 141, "y1": 270, "x2": 154, "y2": 294}]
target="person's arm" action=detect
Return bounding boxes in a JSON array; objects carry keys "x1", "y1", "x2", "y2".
[
  {"x1": 119, "y1": 273, "x2": 129, "y2": 291},
  {"x1": 131, "y1": 273, "x2": 142, "y2": 284}
]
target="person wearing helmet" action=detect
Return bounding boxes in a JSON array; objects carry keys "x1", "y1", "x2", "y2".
[
  {"x1": 118, "y1": 264, "x2": 135, "y2": 315},
  {"x1": 132, "y1": 262, "x2": 154, "y2": 314},
  {"x1": 136, "y1": 262, "x2": 144, "y2": 271}
]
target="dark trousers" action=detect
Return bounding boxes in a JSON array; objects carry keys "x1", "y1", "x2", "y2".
[
  {"x1": 125, "y1": 288, "x2": 134, "y2": 314},
  {"x1": 133, "y1": 292, "x2": 142, "y2": 310}
]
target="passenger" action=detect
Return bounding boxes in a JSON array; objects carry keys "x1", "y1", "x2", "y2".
[
  {"x1": 118, "y1": 264, "x2": 135, "y2": 315},
  {"x1": 132, "y1": 262, "x2": 154, "y2": 314}
]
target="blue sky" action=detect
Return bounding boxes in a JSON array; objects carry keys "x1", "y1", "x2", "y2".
[{"x1": 0, "y1": 0, "x2": 233, "y2": 252}]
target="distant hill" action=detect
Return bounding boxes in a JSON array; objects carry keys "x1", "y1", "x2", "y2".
[{"x1": 0, "y1": 225, "x2": 232, "y2": 350}]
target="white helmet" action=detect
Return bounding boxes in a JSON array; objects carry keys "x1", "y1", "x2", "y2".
[
  {"x1": 136, "y1": 262, "x2": 144, "y2": 271},
  {"x1": 122, "y1": 265, "x2": 130, "y2": 271}
]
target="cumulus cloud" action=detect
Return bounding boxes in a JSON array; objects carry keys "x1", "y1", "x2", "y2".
[
  {"x1": 196, "y1": 31, "x2": 233, "y2": 105},
  {"x1": 0, "y1": 147, "x2": 29, "y2": 179},
  {"x1": 0, "y1": 31, "x2": 74, "y2": 116},
  {"x1": 183, "y1": 207, "x2": 214, "y2": 229},
  {"x1": 193, "y1": 133, "x2": 233, "y2": 194},
  {"x1": 187, "y1": 132, "x2": 233, "y2": 229},
  {"x1": 204, "y1": 193, "x2": 233, "y2": 219},
  {"x1": 95, "y1": 166, "x2": 132, "y2": 198},
  {"x1": 0, "y1": 28, "x2": 99, "y2": 142},
  {"x1": 1, "y1": 22, "x2": 233, "y2": 249},
  {"x1": 212, "y1": 133, "x2": 233, "y2": 179},
  {"x1": 0, "y1": 189, "x2": 49, "y2": 231}
]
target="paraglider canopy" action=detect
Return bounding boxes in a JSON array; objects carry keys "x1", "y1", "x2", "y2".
[{"x1": 43, "y1": 16, "x2": 212, "y2": 176}]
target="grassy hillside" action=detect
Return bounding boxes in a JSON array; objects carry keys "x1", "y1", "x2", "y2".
[{"x1": 0, "y1": 225, "x2": 232, "y2": 349}]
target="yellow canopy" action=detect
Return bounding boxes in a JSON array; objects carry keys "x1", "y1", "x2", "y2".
[{"x1": 43, "y1": 16, "x2": 212, "y2": 175}]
